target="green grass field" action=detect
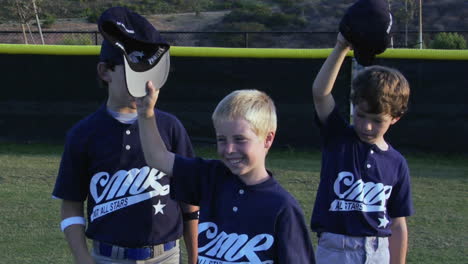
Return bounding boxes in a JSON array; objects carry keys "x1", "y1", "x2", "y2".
[{"x1": 0, "y1": 143, "x2": 467, "y2": 263}]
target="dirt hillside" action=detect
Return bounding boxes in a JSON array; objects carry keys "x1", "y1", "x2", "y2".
[{"x1": 0, "y1": 11, "x2": 229, "y2": 32}]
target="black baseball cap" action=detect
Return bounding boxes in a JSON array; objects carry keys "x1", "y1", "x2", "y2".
[
  {"x1": 339, "y1": 0, "x2": 393, "y2": 66},
  {"x1": 98, "y1": 6, "x2": 170, "y2": 97}
]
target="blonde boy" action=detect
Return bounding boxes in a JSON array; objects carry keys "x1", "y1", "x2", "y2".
[{"x1": 137, "y1": 86, "x2": 315, "y2": 263}]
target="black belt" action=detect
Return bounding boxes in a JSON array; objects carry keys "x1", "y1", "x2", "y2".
[{"x1": 93, "y1": 240, "x2": 177, "y2": 260}]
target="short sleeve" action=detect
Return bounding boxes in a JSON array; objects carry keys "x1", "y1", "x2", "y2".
[
  {"x1": 171, "y1": 155, "x2": 217, "y2": 206},
  {"x1": 276, "y1": 202, "x2": 315, "y2": 263},
  {"x1": 316, "y1": 106, "x2": 349, "y2": 146},
  {"x1": 387, "y1": 160, "x2": 414, "y2": 218},
  {"x1": 52, "y1": 130, "x2": 89, "y2": 201}
]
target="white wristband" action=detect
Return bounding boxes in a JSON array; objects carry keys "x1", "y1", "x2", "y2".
[{"x1": 60, "y1": 216, "x2": 86, "y2": 232}]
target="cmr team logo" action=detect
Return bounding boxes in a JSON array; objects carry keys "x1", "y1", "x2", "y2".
[
  {"x1": 89, "y1": 166, "x2": 169, "y2": 221},
  {"x1": 198, "y1": 222, "x2": 274, "y2": 264},
  {"x1": 330, "y1": 171, "x2": 392, "y2": 213}
]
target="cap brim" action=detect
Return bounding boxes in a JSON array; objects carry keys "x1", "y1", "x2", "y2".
[{"x1": 124, "y1": 51, "x2": 170, "y2": 97}]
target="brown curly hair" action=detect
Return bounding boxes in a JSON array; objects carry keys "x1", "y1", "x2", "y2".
[{"x1": 351, "y1": 65, "x2": 410, "y2": 118}]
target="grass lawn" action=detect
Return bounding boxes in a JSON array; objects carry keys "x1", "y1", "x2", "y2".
[{"x1": 0, "y1": 143, "x2": 466, "y2": 263}]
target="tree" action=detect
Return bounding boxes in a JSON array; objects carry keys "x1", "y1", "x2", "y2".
[
  {"x1": 429, "y1": 32, "x2": 467, "y2": 49},
  {"x1": 187, "y1": 0, "x2": 202, "y2": 16},
  {"x1": 6, "y1": 0, "x2": 45, "y2": 44},
  {"x1": 390, "y1": 0, "x2": 417, "y2": 47},
  {"x1": 31, "y1": 0, "x2": 45, "y2": 44}
]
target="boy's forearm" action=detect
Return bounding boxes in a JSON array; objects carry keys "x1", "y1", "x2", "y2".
[
  {"x1": 138, "y1": 114, "x2": 174, "y2": 175},
  {"x1": 312, "y1": 41, "x2": 350, "y2": 122},
  {"x1": 389, "y1": 217, "x2": 408, "y2": 264},
  {"x1": 64, "y1": 225, "x2": 95, "y2": 264},
  {"x1": 312, "y1": 42, "x2": 350, "y2": 99},
  {"x1": 182, "y1": 203, "x2": 199, "y2": 264},
  {"x1": 61, "y1": 201, "x2": 94, "y2": 264}
]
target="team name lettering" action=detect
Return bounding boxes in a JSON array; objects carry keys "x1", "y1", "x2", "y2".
[
  {"x1": 330, "y1": 171, "x2": 392, "y2": 212},
  {"x1": 90, "y1": 166, "x2": 168, "y2": 203},
  {"x1": 91, "y1": 197, "x2": 128, "y2": 219},
  {"x1": 89, "y1": 167, "x2": 169, "y2": 221},
  {"x1": 198, "y1": 222, "x2": 274, "y2": 264}
]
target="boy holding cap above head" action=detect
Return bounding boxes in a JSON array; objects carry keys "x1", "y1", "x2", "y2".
[
  {"x1": 52, "y1": 7, "x2": 199, "y2": 264},
  {"x1": 136, "y1": 86, "x2": 315, "y2": 263},
  {"x1": 310, "y1": 1, "x2": 414, "y2": 263},
  {"x1": 339, "y1": 0, "x2": 393, "y2": 66}
]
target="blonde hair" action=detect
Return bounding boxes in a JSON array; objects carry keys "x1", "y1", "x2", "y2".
[
  {"x1": 351, "y1": 65, "x2": 410, "y2": 118},
  {"x1": 212, "y1": 89, "x2": 277, "y2": 139}
]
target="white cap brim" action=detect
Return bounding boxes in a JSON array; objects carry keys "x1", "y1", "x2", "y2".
[{"x1": 124, "y1": 51, "x2": 170, "y2": 98}]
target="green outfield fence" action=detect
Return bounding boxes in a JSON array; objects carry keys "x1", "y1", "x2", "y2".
[
  {"x1": 0, "y1": 44, "x2": 467, "y2": 153},
  {"x1": 1, "y1": 30, "x2": 467, "y2": 48}
]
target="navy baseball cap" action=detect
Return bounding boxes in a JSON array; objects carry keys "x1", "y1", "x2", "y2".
[
  {"x1": 339, "y1": 0, "x2": 393, "y2": 66},
  {"x1": 98, "y1": 6, "x2": 170, "y2": 97}
]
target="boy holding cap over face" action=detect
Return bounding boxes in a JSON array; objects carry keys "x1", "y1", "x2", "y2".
[
  {"x1": 310, "y1": 0, "x2": 414, "y2": 263},
  {"x1": 52, "y1": 7, "x2": 199, "y2": 264}
]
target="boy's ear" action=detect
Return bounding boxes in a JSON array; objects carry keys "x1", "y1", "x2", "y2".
[
  {"x1": 390, "y1": 116, "x2": 401, "y2": 125},
  {"x1": 97, "y1": 62, "x2": 112, "y2": 83},
  {"x1": 264, "y1": 131, "x2": 276, "y2": 149}
]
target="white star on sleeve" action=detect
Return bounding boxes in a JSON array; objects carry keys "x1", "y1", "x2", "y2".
[
  {"x1": 153, "y1": 200, "x2": 166, "y2": 215},
  {"x1": 378, "y1": 216, "x2": 389, "y2": 228}
]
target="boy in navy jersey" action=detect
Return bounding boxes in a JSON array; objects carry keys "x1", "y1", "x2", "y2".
[
  {"x1": 311, "y1": 33, "x2": 414, "y2": 264},
  {"x1": 52, "y1": 7, "x2": 198, "y2": 264},
  {"x1": 137, "y1": 86, "x2": 315, "y2": 263}
]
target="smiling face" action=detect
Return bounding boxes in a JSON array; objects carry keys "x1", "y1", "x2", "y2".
[
  {"x1": 353, "y1": 101, "x2": 399, "y2": 149},
  {"x1": 214, "y1": 118, "x2": 274, "y2": 185}
]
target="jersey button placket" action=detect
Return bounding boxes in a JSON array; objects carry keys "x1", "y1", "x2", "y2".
[
  {"x1": 366, "y1": 148, "x2": 374, "y2": 169},
  {"x1": 120, "y1": 126, "x2": 136, "y2": 164},
  {"x1": 233, "y1": 189, "x2": 245, "y2": 214},
  {"x1": 124, "y1": 128, "x2": 133, "y2": 151}
]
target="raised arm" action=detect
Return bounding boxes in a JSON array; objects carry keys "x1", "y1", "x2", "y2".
[
  {"x1": 136, "y1": 81, "x2": 175, "y2": 175},
  {"x1": 312, "y1": 33, "x2": 351, "y2": 123}
]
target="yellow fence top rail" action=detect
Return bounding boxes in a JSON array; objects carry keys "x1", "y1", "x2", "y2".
[{"x1": 1, "y1": 44, "x2": 467, "y2": 60}]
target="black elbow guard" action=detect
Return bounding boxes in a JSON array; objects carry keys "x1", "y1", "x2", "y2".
[{"x1": 183, "y1": 210, "x2": 200, "y2": 221}]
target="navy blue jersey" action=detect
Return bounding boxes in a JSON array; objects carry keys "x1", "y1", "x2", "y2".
[
  {"x1": 311, "y1": 107, "x2": 414, "y2": 237},
  {"x1": 171, "y1": 155, "x2": 315, "y2": 264},
  {"x1": 52, "y1": 105, "x2": 194, "y2": 247}
]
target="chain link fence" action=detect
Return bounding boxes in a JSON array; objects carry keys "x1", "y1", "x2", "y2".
[{"x1": 0, "y1": 30, "x2": 467, "y2": 48}]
